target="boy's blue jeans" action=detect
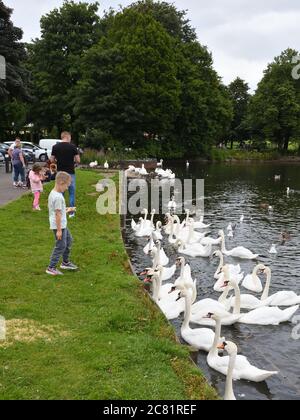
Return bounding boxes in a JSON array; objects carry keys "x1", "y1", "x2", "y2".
[{"x1": 49, "y1": 228, "x2": 73, "y2": 269}]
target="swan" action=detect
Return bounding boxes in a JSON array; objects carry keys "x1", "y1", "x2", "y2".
[
  {"x1": 175, "y1": 239, "x2": 212, "y2": 258},
  {"x1": 213, "y1": 266, "x2": 244, "y2": 293},
  {"x1": 157, "y1": 159, "x2": 163, "y2": 167},
  {"x1": 131, "y1": 217, "x2": 143, "y2": 232},
  {"x1": 240, "y1": 215, "x2": 244, "y2": 223},
  {"x1": 186, "y1": 160, "x2": 190, "y2": 168},
  {"x1": 242, "y1": 264, "x2": 265, "y2": 293},
  {"x1": 147, "y1": 271, "x2": 197, "y2": 320},
  {"x1": 219, "y1": 230, "x2": 259, "y2": 260},
  {"x1": 269, "y1": 244, "x2": 277, "y2": 254},
  {"x1": 104, "y1": 160, "x2": 109, "y2": 169},
  {"x1": 228, "y1": 230, "x2": 234, "y2": 239},
  {"x1": 176, "y1": 219, "x2": 207, "y2": 245},
  {"x1": 153, "y1": 221, "x2": 163, "y2": 241},
  {"x1": 258, "y1": 267, "x2": 300, "y2": 307},
  {"x1": 143, "y1": 234, "x2": 155, "y2": 255},
  {"x1": 191, "y1": 283, "x2": 232, "y2": 315},
  {"x1": 217, "y1": 341, "x2": 238, "y2": 401},
  {"x1": 139, "y1": 164, "x2": 148, "y2": 176},
  {"x1": 191, "y1": 269, "x2": 242, "y2": 326},
  {"x1": 206, "y1": 313, "x2": 278, "y2": 382},
  {"x1": 230, "y1": 266, "x2": 300, "y2": 309},
  {"x1": 213, "y1": 250, "x2": 241, "y2": 280},
  {"x1": 227, "y1": 223, "x2": 233, "y2": 232},
  {"x1": 150, "y1": 242, "x2": 169, "y2": 267},
  {"x1": 185, "y1": 210, "x2": 211, "y2": 229},
  {"x1": 200, "y1": 235, "x2": 222, "y2": 246},
  {"x1": 176, "y1": 287, "x2": 216, "y2": 353},
  {"x1": 223, "y1": 278, "x2": 300, "y2": 325}
]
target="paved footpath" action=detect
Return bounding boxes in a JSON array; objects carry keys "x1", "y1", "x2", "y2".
[{"x1": 0, "y1": 165, "x2": 29, "y2": 207}]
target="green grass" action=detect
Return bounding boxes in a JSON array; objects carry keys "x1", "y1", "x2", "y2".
[
  {"x1": 210, "y1": 148, "x2": 281, "y2": 162},
  {"x1": 0, "y1": 170, "x2": 218, "y2": 400}
]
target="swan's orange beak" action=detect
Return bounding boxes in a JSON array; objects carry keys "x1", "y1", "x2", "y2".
[
  {"x1": 217, "y1": 343, "x2": 225, "y2": 350},
  {"x1": 140, "y1": 271, "x2": 147, "y2": 276}
]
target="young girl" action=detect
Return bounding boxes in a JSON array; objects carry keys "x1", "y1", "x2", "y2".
[{"x1": 29, "y1": 163, "x2": 45, "y2": 211}]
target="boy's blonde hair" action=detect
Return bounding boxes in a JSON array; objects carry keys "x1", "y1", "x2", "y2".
[{"x1": 55, "y1": 171, "x2": 71, "y2": 185}]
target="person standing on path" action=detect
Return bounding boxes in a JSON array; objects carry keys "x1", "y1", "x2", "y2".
[
  {"x1": 50, "y1": 131, "x2": 80, "y2": 218},
  {"x1": 11, "y1": 139, "x2": 26, "y2": 188}
]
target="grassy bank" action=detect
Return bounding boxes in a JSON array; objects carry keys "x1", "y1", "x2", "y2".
[{"x1": 0, "y1": 170, "x2": 218, "y2": 400}]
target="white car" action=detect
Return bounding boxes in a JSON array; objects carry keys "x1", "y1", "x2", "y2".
[
  {"x1": 4, "y1": 141, "x2": 48, "y2": 162},
  {"x1": 0, "y1": 152, "x2": 4, "y2": 163},
  {"x1": 39, "y1": 139, "x2": 62, "y2": 159}
]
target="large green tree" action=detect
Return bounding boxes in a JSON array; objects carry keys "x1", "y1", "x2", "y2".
[
  {"x1": 27, "y1": 1, "x2": 101, "y2": 136},
  {"x1": 227, "y1": 77, "x2": 250, "y2": 148},
  {"x1": 0, "y1": 0, "x2": 29, "y2": 135},
  {"x1": 74, "y1": 7, "x2": 181, "y2": 150},
  {"x1": 248, "y1": 48, "x2": 300, "y2": 151}
]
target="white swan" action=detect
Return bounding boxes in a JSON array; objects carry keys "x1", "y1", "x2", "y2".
[
  {"x1": 191, "y1": 284, "x2": 231, "y2": 316},
  {"x1": 242, "y1": 264, "x2": 265, "y2": 293},
  {"x1": 153, "y1": 221, "x2": 163, "y2": 241},
  {"x1": 150, "y1": 242, "x2": 169, "y2": 267},
  {"x1": 219, "y1": 230, "x2": 259, "y2": 259},
  {"x1": 230, "y1": 266, "x2": 300, "y2": 309},
  {"x1": 176, "y1": 287, "x2": 216, "y2": 353},
  {"x1": 213, "y1": 251, "x2": 241, "y2": 280},
  {"x1": 168, "y1": 195, "x2": 177, "y2": 210},
  {"x1": 206, "y1": 313, "x2": 278, "y2": 382},
  {"x1": 104, "y1": 160, "x2": 109, "y2": 169},
  {"x1": 218, "y1": 341, "x2": 238, "y2": 401},
  {"x1": 139, "y1": 164, "x2": 148, "y2": 176},
  {"x1": 269, "y1": 244, "x2": 277, "y2": 254},
  {"x1": 185, "y1": 210, "x2": 211, "y2": 229},
  {"x1": 175, "y1": 239, "x2": 212, "y2": 258},
  {"x1": 200, "y1": 235, "x2": 222, "y2": 246}
]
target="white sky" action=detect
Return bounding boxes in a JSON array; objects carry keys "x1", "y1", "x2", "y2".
[{"x1": 4, "y1": 0, "x2": 300, "y2": 90}]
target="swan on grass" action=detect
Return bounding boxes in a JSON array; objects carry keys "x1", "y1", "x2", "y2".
[
  {"x1": 242, "y1": 264, "x2": 265, "y2": 293},
  {"x1": 219, "y1": 230, "x2": 259, "y2": 260},
  {"x1": 206, "y1": 313, "x2": 278, "y2": 382}
]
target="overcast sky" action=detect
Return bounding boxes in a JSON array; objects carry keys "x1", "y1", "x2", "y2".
[{"x1": 4, "y1": 0, "x2": 300, "y2": 90}]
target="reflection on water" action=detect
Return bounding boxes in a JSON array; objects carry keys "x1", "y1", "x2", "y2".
[{"x1": 124, "y1": 162, "x2": 300, "y2": 400}]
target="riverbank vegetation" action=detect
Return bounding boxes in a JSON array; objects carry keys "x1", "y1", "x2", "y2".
[
  {"x1": 0, "y1": 170, "x2": 218, "y2": 400},
  {"x1": 0, "y1": 0, "x2": 299, "y2": 158}
]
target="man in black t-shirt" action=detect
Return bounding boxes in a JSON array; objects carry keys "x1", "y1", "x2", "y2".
[{"x1": 51, "y1": 131, "x2": 80, "y2": 217}]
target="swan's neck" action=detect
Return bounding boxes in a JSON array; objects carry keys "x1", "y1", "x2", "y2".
[
  {"x1": 215, "y1": 253, "x2": 224, "y2": 277},
  {"x1": 152, "y1": 276, "x2": 159, "y2": 302},
  {"x1": 152, "y1": 251, "x2": 159, "y2": 269},
  {"x1": 209, "y1": 318, "x2": 222, "y2": 358},
  {"x1": 218, "y1": 285, "x2": 230, "y2": 304},
  {"x1": 224, "y1": 352, "x2": 236, "y2": 401},
  {"x1": 185, "y1": 210, "x2": 190, "y2": 224},
  {"x1": 144, "y1": 212, "x2": 148, "y2": 222},
  {"x1": 150, "y1": 212, "x2": 155, "y2": 225},
  {"x1": 232, "y1": 283, "x2": 241, "y2": 315},
  {"x1": 182, "y1": 293, "x2": 192, "y2": 329},
  {"x1": 169, "y1": 220, "x2": 174, "y2": 240},
  {"x1": 187, "y1": 223, "x2": 194, "y2": 243},
  {"x1": 179, "y1": 262, "x2": 185, "y2": 282},
  {"x1": 261, "y1": 269, "x2": 271, "y2": 301},
  {"x1": 221, "y1": 234, "x2": 227, "y2": 253}
]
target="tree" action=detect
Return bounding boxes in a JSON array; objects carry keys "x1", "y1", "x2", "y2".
[
  {"x1": 248, "y1": 49, "x2": 300, "y2": 151},
  {"x1": 0, "y1": 1, "x2": 29, "y2": 136},
  {"x1": 227, "y1": 77, "x2": 250, "y2": 148},
  {"x1": 74, "y1": 8, "x2": 181, "y2": 150},
  {"x1": 27, "y1": 1, "x2": 101, "y2": 137}
]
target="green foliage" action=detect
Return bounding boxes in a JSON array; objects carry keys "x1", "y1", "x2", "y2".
[
  {"x1": 247, "y1": 48, "x2": 300, "y2": 152},
  {"x1": 227, "y1": 77, "x2": 250, "y2": 146},
  {"x1": 27, "y1": 1, "x2": 102, "y2": 134}
]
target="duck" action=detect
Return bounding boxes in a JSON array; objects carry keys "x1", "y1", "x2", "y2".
[
  {"x1": 242, "y1": 264, "x2": 265, "y2": 293},
  {"x1": 219, "y1": 230, "x2": 259, "y2": 260},
  {"x1": 280, "y1": 231, "x2": 291, "y2": 245},
  {"x1": 206, "y1": 312, "x2": 278, "y2": 382}
]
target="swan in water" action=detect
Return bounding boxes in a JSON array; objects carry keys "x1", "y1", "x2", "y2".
[
  {"x1": 219, "y1": 230, "x2": 259, "y2": 260},
  {"x1": 213, "y1": 250, "x2": 241, "y2": 280},
  {"x1": 242, "y1": 264, "x2": 265, "y2": 293},
  {"x1": 186, "y1": 160, "x2": 190, "y2": 168},
  {"x1": 168, "y1": 195, "x2": 177, "y2": 211},
  {"x1": 217, "y1": 341, "x2": 238, "y2": 400},
  {"x1": 223, "y1": 278, "x2": 300, "y2": 325},
  {"x1": 191, "y1": 282, "x2": 232, "y2": 315},
  {"x1": 185, "y1": 210, "x2": 211, "y2": 229},
  {"x1": 175, "y1": 287, "x2": 217, "y2": 353},
  {"x1": 150, "y1": 241, "x2": 169, "y2": 267},
  {"x1": 269, "y1": 244, "x2": 277, "y2": 254},
  {"x1": 213, "y1": 256, "x2": 243, "y2": 292},
  {"x1": 228, "y1": 230, "x2": 234, "y2": 239},
  {"x1": 153, "y1": 221, "x2": 163, "y2": 241},
  {"x1": 206, "y1": 313, "x2": 278, "y2": 382},
  {"x1": 240, "y1": 215, "x2": 244, "y2": 223},
  {"x1": 175, "y1": 239, "x2": 212, "y2": 258},
  {"x1": 230, "y1": 266, "x2": 300, "y2": 309}
]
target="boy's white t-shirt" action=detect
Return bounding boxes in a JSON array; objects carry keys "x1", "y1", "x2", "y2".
[{"x1": 48, "y1": 190, "x2": 67, "y2": 230}]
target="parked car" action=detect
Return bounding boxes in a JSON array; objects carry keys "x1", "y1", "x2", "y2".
[
  {"x1": 4, "y1": 141, "x2": 48, "y2": 162},
  {"x1": 0, "y1": 142, "x2": 8, "y2": 159},
  {"x1": 39, "y1": 139, "x2": 62, "y2": 159},
  {"x1": 0, "y1": 151, "x2": 4, "y2": 163}
]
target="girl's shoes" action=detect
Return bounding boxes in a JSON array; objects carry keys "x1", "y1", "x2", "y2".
[{"x1": 33, "y1": 206, "x2": 41, "y2": 211}]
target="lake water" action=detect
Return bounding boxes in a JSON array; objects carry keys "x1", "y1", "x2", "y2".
[{"x1": 124, "y1": 162, "x2": 300, "y2": 400}]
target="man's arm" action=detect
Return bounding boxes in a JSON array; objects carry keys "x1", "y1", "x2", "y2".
[{"x1": 50, "y1": 146, "x2": 57, "y2": 163}]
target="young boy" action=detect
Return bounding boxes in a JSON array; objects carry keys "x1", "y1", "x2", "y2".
[{"x1": 46, "y1": 171, "x2": 78, "y2": 276}]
